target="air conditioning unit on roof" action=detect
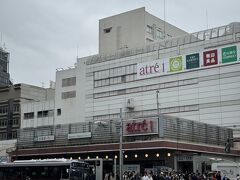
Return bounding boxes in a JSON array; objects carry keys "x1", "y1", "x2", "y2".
[{"x1": 126, "y1": 98, "x2": 134, "y2": 110}]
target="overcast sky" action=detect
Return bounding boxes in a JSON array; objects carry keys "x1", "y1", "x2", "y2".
[{"x1": 0, "y1": 0, "x2": 239, "y2": 87}]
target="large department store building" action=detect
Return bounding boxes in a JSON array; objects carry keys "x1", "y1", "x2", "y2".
[{"x1": 15, "y1": 8, "x2": 240, "y2": 173}]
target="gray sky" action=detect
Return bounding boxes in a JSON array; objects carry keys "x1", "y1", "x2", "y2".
[{"x1": 0, "y1": 0, "x2": 239, "y2": 87}]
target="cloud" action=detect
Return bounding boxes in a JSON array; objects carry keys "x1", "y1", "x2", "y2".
[{"x1": 0, "y1": 0, "x2": 239, "y2": 87}]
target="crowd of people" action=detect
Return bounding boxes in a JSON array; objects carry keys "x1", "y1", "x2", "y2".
[{"x1": 104, "y1": 170, "x2": 240, "y2": 180}]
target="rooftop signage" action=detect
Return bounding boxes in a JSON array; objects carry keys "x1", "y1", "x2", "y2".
[
  {"x1": 137, "y1": 43, "x2": 240, "y2": 79},
  {"x1": 123, "y1": 118, "x2": 158, "y2": 136}
]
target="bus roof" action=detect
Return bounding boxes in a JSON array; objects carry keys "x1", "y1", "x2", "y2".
[{"x1": 0, "y1": 158, "x2": 88, "y2": 167}]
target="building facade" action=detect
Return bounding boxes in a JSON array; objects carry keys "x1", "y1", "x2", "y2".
[
  {"x1": 0, "y1": 48, "x2": 10, "y2": 87},
  {"x1": 0, "y1": 84, "x2": 54, "y2": 141},
  {"x1": 17, "y1": 8, "x2": 240, "y2": 173}
]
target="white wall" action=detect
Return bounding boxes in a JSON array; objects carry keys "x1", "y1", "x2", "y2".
[
  {"x1": 55, "y1": 68, "x2": 77, "y2": 125},
  {"x1": 21, "y1": 100, "x2": 54, "y2": 128}
]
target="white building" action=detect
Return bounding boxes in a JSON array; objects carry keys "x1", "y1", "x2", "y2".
[
  {"x1": 22, "y1": 8, "x2": 240, "y2": 130},
  {"x1": 99, "y1": 7, "x2": 187, "y2": 54},
  {"x1": 16, "y1": 8, "x2": 240, "y2": 173}
]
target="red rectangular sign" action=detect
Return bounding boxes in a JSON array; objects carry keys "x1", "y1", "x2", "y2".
[
  {"x1": 123, "y1": 118, "x2": 158, "y2": 136},
  {"x1": 203, "y1": 49, "x2": 218, "y2": 66}
]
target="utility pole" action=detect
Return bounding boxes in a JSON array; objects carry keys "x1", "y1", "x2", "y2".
[
  {"x1": 119, "y1": 108, "x2": 123, "y2": 180},
  {"x1": 156, "y1": 90, "x2": 164, "y2": 138}
]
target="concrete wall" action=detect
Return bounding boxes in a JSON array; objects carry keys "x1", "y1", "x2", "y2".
[
  {"x1": 55, "y1": 68, "x2": 77, "y2": 125},
  {"x1": 99, "y1": 7, "x2": 145, "y2": 54},
  {"x1": 99, "y1": 7, "x2": 188, "y2": 54},
  {"x1": 21, "y1": 100, "x2": 54, "y2": 128}
]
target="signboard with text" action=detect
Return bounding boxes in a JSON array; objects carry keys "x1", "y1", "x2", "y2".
[
  {"x1": 123, "y1": 118, "x2": 158, "y2": 136},
  {"x1": 137, "y1": 59, "x2": 167, "y2": 79},
  {"x1": 203, "y1": 49, "x2": 218, "y2": 66},
  {"x1": 186, "y1": 53, "x2": 199, "y2": 69},
  {"x1": 136, "y1": 43, "x2": 240, "y2": 80},
  {"x1": 222, "y1": 46, "x2": 237, "y2": 63}
]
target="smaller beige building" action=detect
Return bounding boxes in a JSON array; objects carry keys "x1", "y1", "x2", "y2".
[{"x1": 99, "y1": 7, "x2": 188, "y2": 54}]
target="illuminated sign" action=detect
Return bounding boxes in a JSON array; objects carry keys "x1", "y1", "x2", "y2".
[{"x1": 123, "y1": 118, "x2": 158, "y2": 136}]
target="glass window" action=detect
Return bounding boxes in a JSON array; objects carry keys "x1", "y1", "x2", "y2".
[
  {"x1": 24, "y1": 112, "x2": 34, "y2": 119},
  {"x1": 146, "y1": 25, "x2": 153, "y2": 34},
  {"x1": 61, "y1": 91, "x2": 76, "y2": 99},
  {"x1": 57, "y1": 109, "x2": 61, "y2": 116},
  {"x1": 156, "y1": 30, "x2": 163, "y2": 39},
  {"x1": 62, "y1": 77, "x2": 76, "y2": 87}
]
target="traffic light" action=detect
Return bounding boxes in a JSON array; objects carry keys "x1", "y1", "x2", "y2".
[{"x1": 225, "y1": 138, "x2": 230, "y2": 153}]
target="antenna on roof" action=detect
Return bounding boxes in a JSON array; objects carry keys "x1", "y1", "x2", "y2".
[
  {"x1": 206, "y1": 9, "x2": 209, "y2": 29},
  {"x1": 0, "y1": 32, "x2": 2, "y2": 49},
  {"x1": 163, "y1": 0, "x2": 166, "y2": 40},
  {"x1": 76, "y1": 44, "x2": 79, "y2": 60}
]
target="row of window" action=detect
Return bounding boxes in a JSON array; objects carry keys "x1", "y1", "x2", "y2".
[
  {"x1": 0, "y1": 105, "x2": 20, "y2": 114},
  {"x1": 93, "y1": 104, "x2": 199, "y2": 122},
  {"x1": 94, "y1": 78, "x2": 197, "y2": 99},
  {"x1": 62, "y1": 77, "x2": 76, "y2": 87},
  {"x1": 94, "y1": 74, "x2": 136, "y2": 87},
  {"x1": 23, "y1": 109, "x2": 61, "y2": 120},
  {"x1": 94, "y1": 64, "x2": 136, "y2": 80},
  {"x1": 62, "y1": 91, "x2": 76, "y2": 99},
  {"x1": 146, "y1": 25, "x2": 172, "y2": 40},
  {"x1": 0, "y1": 119, "x2": 19, "y2": 127},
  {"x1": 0, "y1": 131, "x2": 17, "y2": 140}
]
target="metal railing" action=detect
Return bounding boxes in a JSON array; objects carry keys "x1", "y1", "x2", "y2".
[
  {"x1": 85, "y1": 22, "x2": 240, "y2": 65},
  {"x1": 17, "y1": 115, "x2": 232, "y2": 149}
]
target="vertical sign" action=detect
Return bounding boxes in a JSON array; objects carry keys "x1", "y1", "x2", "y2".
[
  {"x1": 169, "y1": 56, "x2": 182, "y2": 72},
  {"x1": 203, "y1": 49, "x2": 218, "y2": 66},
  {"x1": 186, "y1": 53, "x2": 199, "y2": 69},
  {"x1": 222, "y1": 46, "x2": 237, "y2": 63}
]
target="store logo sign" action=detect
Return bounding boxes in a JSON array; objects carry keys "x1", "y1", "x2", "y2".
[
  {"x1": 123, "y1": 118, "x2": 158, "y2": 136},
  {"x1": 203, "y1": 49, "x2": 218, "y2": 66},
  {"x1": 137, "y1": 59, "x2": 167, "y2": 79},
  {"x1": 169, "y1": 56, "x2": 182, "y2": 72},
  {"x1": 186, "y1": 53, "x2": 199, "y2": 69},
  {"x1": 222, "y1": 46, "x2": 237, "y2": 63}
]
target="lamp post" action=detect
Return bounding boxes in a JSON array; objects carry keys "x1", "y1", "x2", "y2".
[
  {"x1": 119, "y1": 108, "x2": 123, "y2": 180},
  {"x1": 156, "y1": 90, "x2": 160, "y2": 121}
]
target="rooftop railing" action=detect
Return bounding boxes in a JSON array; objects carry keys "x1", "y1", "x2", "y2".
[{"x1": 17, "y1": 115, "x2": 232, "y2": 149}]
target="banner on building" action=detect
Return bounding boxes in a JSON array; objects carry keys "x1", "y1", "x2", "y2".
[
  {"x1": 123, "y1": 118, "x2": 158, "y2": 136},
  {"x1": 169, "y1": 56, "x2": 183, "y2": 72},
  {"x1": 222, "y1": 46, "x2": 237, "y2": 63},
  {"x1": 136, "y1": 43, "x2": 239, "y2": 80},
  {"x1": 186, "y1": 53, "x2": 199, "y2": 69},
  {"x1": 203, "y1": 49, "x2": 218, "y2": 66}
]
